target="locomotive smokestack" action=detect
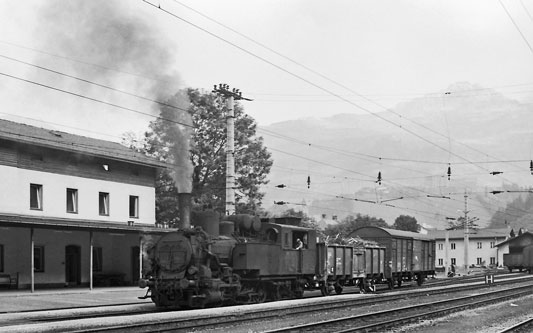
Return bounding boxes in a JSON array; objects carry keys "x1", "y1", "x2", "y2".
[{"x1": 178, "y1": 193, "x2": 192, "y2": 229}]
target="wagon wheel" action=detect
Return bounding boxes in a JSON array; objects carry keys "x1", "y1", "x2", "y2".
[
  {"x1": 320, "y1": 283, "x2": 331, "y2": 296},
  {"x1": 293, "y1": 289, "x2": 304, "y2": 299},
  {"x1": 416, "y1": 274, "x2": 425, "y2": 286},
  {"x1": 334, "y1": 282, "x2": 343, "y2": 295}
]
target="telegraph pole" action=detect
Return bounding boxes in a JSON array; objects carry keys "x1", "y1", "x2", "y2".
[
  {"x1": 212, "y1": 84, "x2": 252, "y2": 216},
  {"x1": 463, "y1": 192, "x2": 470, "y2": 272}
]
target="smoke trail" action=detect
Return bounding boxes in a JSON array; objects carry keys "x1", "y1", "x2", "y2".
[
  {"x1": 33, "y1": 0, "x2": 182, "y2": 98},
  {"x1": 34, "y1": 0, "x2": 194, "y2": 192}
]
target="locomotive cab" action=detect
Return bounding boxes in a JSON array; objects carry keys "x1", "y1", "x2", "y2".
[{"x1": 231, "y1": 221, "x2": 317, "y2": 300}]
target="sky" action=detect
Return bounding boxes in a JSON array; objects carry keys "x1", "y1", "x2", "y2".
[
  {"x1": 1, "y1": 0, "x2": 533, "y2": 226},
  {"x1": 0, "y1": 0, "x2": 532, "y2": 141}
]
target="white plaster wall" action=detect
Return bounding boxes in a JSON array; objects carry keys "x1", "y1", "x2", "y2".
[{"x1": 0, "y1": 165, "x2": 155, "y2": 224}]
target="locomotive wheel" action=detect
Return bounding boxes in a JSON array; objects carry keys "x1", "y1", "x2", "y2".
[{"x1": 253, "y1": 287, "x2": 267, "y2": 303}]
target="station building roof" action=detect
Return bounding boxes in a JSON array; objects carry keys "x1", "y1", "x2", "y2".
[
  {"x1": 0, "y1": 213, "x2": 174, "y2": 234},
  {"x1": 0, "y1": 118, "x2": 169, "y2": 169}
]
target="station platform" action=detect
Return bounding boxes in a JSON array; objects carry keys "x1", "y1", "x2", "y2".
[{"x1": 0, "y1": 286, "x2": 151, "y2": 313}]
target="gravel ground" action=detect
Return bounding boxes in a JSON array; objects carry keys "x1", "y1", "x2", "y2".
[{"x1": 391, "y1": 294, "x2": 533, "y2": 333}]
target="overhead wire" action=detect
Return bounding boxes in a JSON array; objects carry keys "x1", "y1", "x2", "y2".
[
  {"x1": 499, "y1": 0, "x2": 533, "y2": 55},
  {"x1": 0, "y1": 71, "x2": 194, "y2": 128}
]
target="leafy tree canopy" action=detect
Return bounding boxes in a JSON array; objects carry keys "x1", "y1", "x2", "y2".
[
  {"x1": 323, "y1": 213, "x2": 388, "y2": 239},
  {"x1": 392, "y1": 215, "x2": 421, "y2": 232},
  {"x1": 127, "y1": 88, "x2": 273, "y2": 223}
]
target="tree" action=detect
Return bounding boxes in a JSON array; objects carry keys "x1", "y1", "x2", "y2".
[
  {"x1": 324, "y1": 213, "x2": 388, "y2": 239},
  {"x1": 392, "y1": 215, "x2": 421, "y2": 232},
  {"x1": 136, "y1": 88, "x2": 273, "y2": 223}
]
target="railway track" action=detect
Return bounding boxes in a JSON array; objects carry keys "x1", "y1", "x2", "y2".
[
  {"x1": 3, "y1": 274, "x2": 532, "y2": 332},
  {"x1": 265, "y1": 284, "x2": 533, "y2": 333},
  {"x1": 497, "y1": 317, "x2": 533, "y2": 333}
]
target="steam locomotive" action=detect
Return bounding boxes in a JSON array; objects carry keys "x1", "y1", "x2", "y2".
[{"x1": 139, "y1": 207, "x2": 435, "y2": 308}]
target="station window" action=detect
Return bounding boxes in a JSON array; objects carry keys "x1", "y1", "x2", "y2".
[
  {"x1": 490, "y1": 257, "x2": 496, "y2": 265},
  {"x1": 451, "y1": 258, "x2": 456, "y2": 265},
  {"x1": 477, "y1": 242, "x2": 482, "y2": 249},
  {"x1": 30, "y1": 184, "x2": 43, "y2": 210},
  {"x1": 0, "y1": 244, "x2": 4, "y2": 272},
  {"x1": 438, "y1": 258, "x2": 443, "y2": 266},
  {"x1": 451, "y1": 243, "x2": 456, "y2": 250},
  {"x1": 34, "y1": 246, "x2": 45, "y2": 272},
  {"x1": 490, "y1": 241, "x2": 495, "y2": 248},
  {"x1": 476, "y1": 257, "x2": 483, "y2": 265},
  {"x1": 438, "y1": 243, "x2": 443, "y2": 250},
  {"x1": 99, "y1": 192, "x2": 110, "y2": 216},
  {"x1": 66, "y1": 188, "x2": 78, "y2": 213},
  {"x1": 93, "y1": 247, "x2": 103, "y2": 272},
  {"x1": 129, "y1": 196, "x2": 139, "y2": 218}
]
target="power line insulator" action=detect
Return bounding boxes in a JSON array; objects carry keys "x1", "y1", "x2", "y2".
[
  {"x1": 376, "y1": 171, "x2": 382, "y2": 185},
  {"x1": 307, "y1": 176, "x2": 311, "y2": 189},
  {"x1": 530, "y1": 160, "x2": 533, "y2": 175},
  {"x1": 447, "y1": 164, "x2": 451, "y2": 181},
  {"x1": 274, "y1": 201, "x2": 287, "y2": 205},
  {"x1": 275, "y1": 184, "x2": 286, "y2": 188}
]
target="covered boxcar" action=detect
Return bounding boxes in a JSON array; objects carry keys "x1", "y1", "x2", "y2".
[
  {"x1": 351, "y1": 227, "x2": 435, "y2": 287},
  {"x1": 504, "y1": 243, "x2": 533, "y2": 273}
]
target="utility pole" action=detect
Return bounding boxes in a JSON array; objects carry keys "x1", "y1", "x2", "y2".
[
  {"x1": 212, "y1": 84, "x2": 252, "y2": 216},
  {"x1": 463, "y1": 192, "x2": 470, "y2": 272}
]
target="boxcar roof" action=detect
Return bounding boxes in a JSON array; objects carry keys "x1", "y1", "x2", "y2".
[{"x1": 352, "y1": 226, "x2": 435, "y2": 241}]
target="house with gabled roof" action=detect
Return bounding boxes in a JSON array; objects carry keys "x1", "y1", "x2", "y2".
[
  {"x1": 428, "y1": 228, "x2": 509, "y2": 272},
  {"x1": 0, "y1": 119, "x2": 172, "y2": 290}
]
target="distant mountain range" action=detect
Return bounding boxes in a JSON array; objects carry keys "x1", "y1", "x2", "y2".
[{"x1": 260, "y1": 82, "x2": 533, "y2": 231}]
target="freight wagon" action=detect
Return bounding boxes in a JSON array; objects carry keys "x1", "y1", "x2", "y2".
[
  {"x1": 350, "y1": 226, "x2": 436, "y2": 288},
  {"x1": 315, "y1": 242, "x2": 386, "y2": 294},
  {"x1": 504, "y1": 244, "x2": 533, "y2": 273}
]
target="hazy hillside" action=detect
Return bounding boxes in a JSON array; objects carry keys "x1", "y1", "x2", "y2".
[{"x1": 260, "y1": 82, "x2": 533, "y2": 231}]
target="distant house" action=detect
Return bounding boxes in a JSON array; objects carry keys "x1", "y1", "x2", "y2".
[
  {"x1": 428, "y1": 228, "x2": 508, "y2": 271},
  {"x1": 0, "y1": 119, "x2": 171, "y2": 290}
]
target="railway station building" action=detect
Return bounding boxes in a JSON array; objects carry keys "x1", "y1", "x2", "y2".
[
  {"x1": 429, "y1": 228, "x2": 509, "y2": 272},
  {"x1": 0, "y1": 119, "x2": 171, "y2": 291}
]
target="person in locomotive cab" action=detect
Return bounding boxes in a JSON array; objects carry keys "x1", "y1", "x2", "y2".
[{"x1": 295, "y1": 238, "x2": 304, "y2": 250}]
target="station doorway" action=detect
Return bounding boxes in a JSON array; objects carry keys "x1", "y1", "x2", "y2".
[{"x1": 65, "y1": 245, "x2": 81, "y2": 286}]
